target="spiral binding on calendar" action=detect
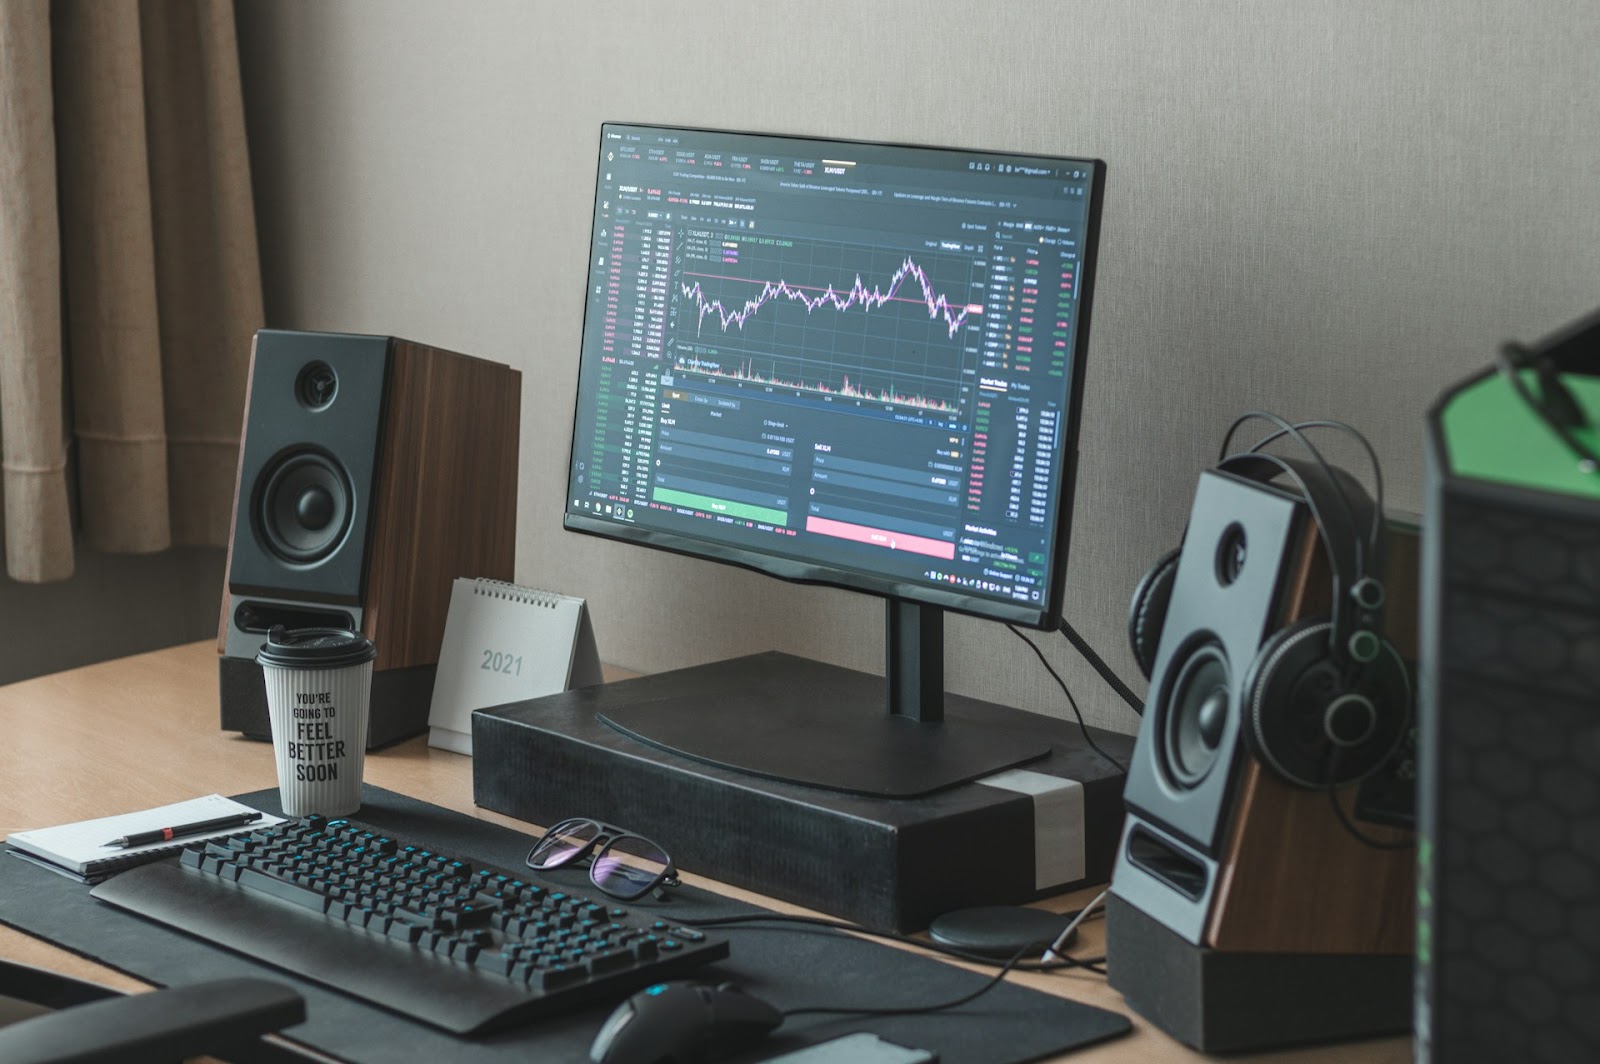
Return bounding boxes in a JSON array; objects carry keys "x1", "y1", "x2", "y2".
[{"x1": 470, "y1": 578, "x2": 563, "y2": 609}]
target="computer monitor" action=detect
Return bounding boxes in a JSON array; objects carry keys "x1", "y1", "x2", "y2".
[{"x1": 565, "y1": 123, "x2": 1105, "y2": 796}]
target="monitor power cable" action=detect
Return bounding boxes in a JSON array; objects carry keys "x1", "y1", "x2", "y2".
[
  {"x1": 1057, "y1": 618, "x2": 1144, "y2": 716},
  {"x1": 1007, "y1": 625, "x2": 1127, "y2": 775}
]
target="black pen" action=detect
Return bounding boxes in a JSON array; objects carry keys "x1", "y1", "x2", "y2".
[{"x1": 105, "y1": 811, "x2": 264, "y2": 848}]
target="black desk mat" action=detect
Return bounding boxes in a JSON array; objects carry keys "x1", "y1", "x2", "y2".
[{"x1": 0, "y1": 786, "x2": 1129, "y2": 1063}]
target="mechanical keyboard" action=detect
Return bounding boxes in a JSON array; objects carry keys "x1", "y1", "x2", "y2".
[{"x1": 89, "y1": 814, "x2": 729, "y2": 1035}]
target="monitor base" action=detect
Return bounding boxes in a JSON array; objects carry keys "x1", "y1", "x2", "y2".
[
  {"x1": 599, "y1": 601, "x2": 1049, "y2": 798},
  {"x1": 599, "y1": 681, "x2": 1050, "y2": 799}
]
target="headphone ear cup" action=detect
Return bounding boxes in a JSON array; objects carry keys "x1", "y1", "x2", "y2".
[
  {"x1": 1127, "y1": 549, "x2": 1181, "y2": 681},
  {"x1": 1243, "y1": 619, "x2": 1412, "y2": 788}
]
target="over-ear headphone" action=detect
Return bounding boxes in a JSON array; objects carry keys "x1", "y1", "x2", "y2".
[{"x1": 1126, "y1": 414, "x2": 1411, "y2": 788}]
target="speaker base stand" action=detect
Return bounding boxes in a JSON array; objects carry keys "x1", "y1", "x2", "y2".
[
  {"x1": 218, "y1": 655, "x2": 436, "y2": 751},
  {"x1": 1105, "y1": 894, "x2": 1410, "y2": 1053}
]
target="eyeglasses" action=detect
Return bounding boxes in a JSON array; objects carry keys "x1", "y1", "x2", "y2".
[
  {"x1": 525, "y1": 817, "x2": 679, "y2": 901},
  {"x1": 1497, "y1": 341, "x2": 1598, "y2": 475}
]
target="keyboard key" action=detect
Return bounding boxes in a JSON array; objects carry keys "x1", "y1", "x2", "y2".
[
  {"x1": 587, "y1": 948, "x2": 633, "y2": 975},
  {"x1": 530, "y1": 964, "x2": 585, "y2": 992},
  {"x1": 237, "y1": 867, "x2": 330, "y2": 914},
  {"x1": 442, "y1": 901, "x2": 497, "y2": 929},
  {"x1": 386, "y1": 921, "x2": 423, "y2": 945}
]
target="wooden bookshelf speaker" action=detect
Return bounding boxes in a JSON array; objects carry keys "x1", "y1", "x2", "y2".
[
  {"x1": 1107, "y1": 461, "x2": 1418, "y2": 1052},
  {"x1": 217, "y1": 329, "x2": 520, "y2": 749}
]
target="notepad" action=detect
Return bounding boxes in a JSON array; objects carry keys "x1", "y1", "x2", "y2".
[
  {"x1": 427, "y1": 578, "x2": 602, "y2": 755},
  {"x1": 4, "y1": 794, "x2": 283, "y2": 884}
]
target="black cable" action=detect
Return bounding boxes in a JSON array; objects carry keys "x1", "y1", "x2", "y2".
[
  {"x1": 1323, "y1": 749, "x2": 1413, "y2": 852},
  {"x1": 1236, "y1": 417, "x2": 1387, "y2": 560},
  {"x1": 1057, "y1": 617, "x2": 1143, "y2": 716},
  {"x1": 1008, "y1": 625, "x2": 1126, "y2": 775},
  {"x1": 780, "y1": 945, "x2": 1030, "y2": 1020},
  {"x1": 692, "y1": 911, "x2": 1107, "y2": 976},
  {"x1": 1219, "y1": 411, "x2": 1369, "y2": 577},
  {"x1": 1327, "y1": 781, "x2": 1412, "y2": 851}
]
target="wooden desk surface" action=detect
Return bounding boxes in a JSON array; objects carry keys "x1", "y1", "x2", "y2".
[{"x1": 0, "y1": 642, "x2": 1410, "y2": 1063}]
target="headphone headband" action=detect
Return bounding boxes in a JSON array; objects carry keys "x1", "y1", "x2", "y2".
[{"x1": 1214, "y1": 451, "x2": 1378, "y2": 665}]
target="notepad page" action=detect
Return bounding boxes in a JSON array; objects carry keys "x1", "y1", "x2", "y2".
[{"x1": 5, "y1": 794, "x2": 284, "y2": 874}]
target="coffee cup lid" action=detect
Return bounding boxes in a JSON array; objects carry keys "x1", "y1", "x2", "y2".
[{"x1": 257, "y1": 625, "x2": 376, "y2": 669}]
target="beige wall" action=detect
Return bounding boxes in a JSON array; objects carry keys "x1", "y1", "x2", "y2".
[{"x1": 233, "y1": 0, "x2": 1600, "y2": 735}]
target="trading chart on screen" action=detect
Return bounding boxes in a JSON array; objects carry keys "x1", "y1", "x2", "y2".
[{"x1": 569, "y1": 124, "x2": 1097, "y2": 611}]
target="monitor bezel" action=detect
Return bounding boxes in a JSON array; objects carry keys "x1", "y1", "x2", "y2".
[{"x1": 563, "y1": 121, "x2": 1107, "y2": 631}]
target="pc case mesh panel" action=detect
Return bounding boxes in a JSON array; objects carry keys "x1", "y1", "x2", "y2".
[{"x1": 1425, "y1": 487, "x2": 1600, "y2": 1064}]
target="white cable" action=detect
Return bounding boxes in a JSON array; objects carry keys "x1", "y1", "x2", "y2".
[{"x1": 1042, "y1": 886, "x2": 1109, "y2": 962}]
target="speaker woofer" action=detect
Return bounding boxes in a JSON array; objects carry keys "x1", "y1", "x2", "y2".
[
  {"x1": 1160, "y1": 641, "x2": 1231, "y2": 789},
  {"x1": 255, "y1": 450, "x2": 353, "y2": 564}
]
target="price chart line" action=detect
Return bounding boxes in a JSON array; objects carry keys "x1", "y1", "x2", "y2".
[{"x1": 680, "y1": 255, "x2": 983, "y2": 339}]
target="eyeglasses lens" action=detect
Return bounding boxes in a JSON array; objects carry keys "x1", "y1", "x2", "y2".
[
  {"x1": 592, "y1": 835, "x2": 670, "y2": 899},
  {"x1": 528, "y1": 820, "x2": 599, "y2": 870}
]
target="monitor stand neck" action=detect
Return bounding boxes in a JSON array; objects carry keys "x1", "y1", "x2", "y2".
[{"x1": 886, "y1": 601, "x2": 944, "y2": 722}]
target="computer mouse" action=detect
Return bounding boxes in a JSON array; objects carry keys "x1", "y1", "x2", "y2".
[{"x1": 590, "y1": 980, "x2": 784, "y2": 1064}]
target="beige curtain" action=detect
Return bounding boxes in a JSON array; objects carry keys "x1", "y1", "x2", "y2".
[{"x1": 0, "y1": 0, "x2": 261, "y2": 583}]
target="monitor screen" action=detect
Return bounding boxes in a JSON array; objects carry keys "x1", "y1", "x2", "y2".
[{"x1": 565, "y1": 123, "x2": 1104, "y2": 629}]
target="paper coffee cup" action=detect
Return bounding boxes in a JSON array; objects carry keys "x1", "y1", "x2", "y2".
[{"x1": 257, "y1": 626, "x2": 377, "y2": 817}]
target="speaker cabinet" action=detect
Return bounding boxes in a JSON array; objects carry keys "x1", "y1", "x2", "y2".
[
  {"x1": 218, "y1": 330, "x2": 520, "y2": 748},
  {"x1": 1419, "y1": 372, "x2": 1600, "y2": 1064},
  {"x1": 1108, "y1": 470, "x2": 1416, "y2": 1052}
]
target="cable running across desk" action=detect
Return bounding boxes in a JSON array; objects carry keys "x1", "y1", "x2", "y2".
[{"x1": 694, "y1": 910, "x2": 1109, "y2": 975}]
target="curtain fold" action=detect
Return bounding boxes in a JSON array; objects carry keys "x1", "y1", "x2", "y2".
[
  {"x1": 0, "y1": 0, "x2": 261, "y2": 582},
  {"x1": 140, "y1": 0, "x2": 261, "y2": 547},
  {"x1": 54, "y1": 0, "x2": 170, "y2": 556},
  {"x1": 0, "y1": 0, "x2": 73, "y2": 583}
]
